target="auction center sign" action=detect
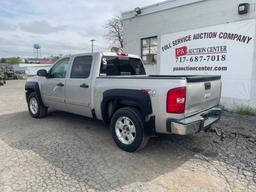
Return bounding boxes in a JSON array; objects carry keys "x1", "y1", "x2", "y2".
[{"x1": 160, "y1": 20, "x2": 255, "y2": 99}]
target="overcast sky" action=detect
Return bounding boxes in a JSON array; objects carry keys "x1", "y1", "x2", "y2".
[{"x1": 0, "y1": 0, "x2": 164, "y2": 58}]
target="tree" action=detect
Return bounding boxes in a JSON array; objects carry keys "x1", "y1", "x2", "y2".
[
  {"x1": 0, "y1": 58, "x2": 7, "y2": 63},
  {"x1": 105, "y1": 16, "x2": 124, "y2": 49},
  {"x1": 6, "y1": 57, "x2": 21, "y2": 64}
]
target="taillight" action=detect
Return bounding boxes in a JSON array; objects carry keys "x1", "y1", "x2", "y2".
[{"x1": 166, "y1": 87, "x2": 186, "y2": 113}]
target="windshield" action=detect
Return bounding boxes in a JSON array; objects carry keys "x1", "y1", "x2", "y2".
[{"x1": 100, "y1": 56, "x2": 146, "y2": 76}]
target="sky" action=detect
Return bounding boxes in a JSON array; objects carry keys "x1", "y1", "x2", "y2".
[{"x1": 0, "y1": 0, "x2": 164, "y2": 58}]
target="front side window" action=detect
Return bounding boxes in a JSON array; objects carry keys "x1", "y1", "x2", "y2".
[
  {"x1": 70, "y1": 56, "x2": 92, "y2": 78},
  {"x1": 141, "y1": 36, "x2": 157, "y2": 65},
  {"x1": 49, "y1": 58, "x2": 70, "y2": 78},
  {"x1": 100, "y1": 56, "x2": 146, "y2": 76}
]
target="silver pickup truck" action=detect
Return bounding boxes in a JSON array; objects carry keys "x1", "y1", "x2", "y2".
[{"x1": 25, "y1": 52, "x2": 222, "y2": 152}]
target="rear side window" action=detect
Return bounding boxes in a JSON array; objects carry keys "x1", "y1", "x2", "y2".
[
  {"x1": 100, "y1": 56, "x2": 146, "y2": 76},
  {"x1": 70, "y1": 56, "x2": 92, "y2": 78}
]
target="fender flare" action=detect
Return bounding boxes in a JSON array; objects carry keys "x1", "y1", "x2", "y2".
[
  {"x1": 101, "y1": 89, "x2": 155, "y2": 136},
  {"x1": 25, "y1": 81, "x2": 45, "y2": 107}
]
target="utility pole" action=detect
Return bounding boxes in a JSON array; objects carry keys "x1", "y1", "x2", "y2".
[{"x1": 91, "y1": 39, "x2": 95, "y2": 53}]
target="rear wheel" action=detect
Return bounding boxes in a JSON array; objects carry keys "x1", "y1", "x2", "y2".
[
  {"x1": 110, "y1": 107, "x2": 149, "y2": 152},
  {"x1": 28, "y1": 92, "x2": 48, "y2": 118}
]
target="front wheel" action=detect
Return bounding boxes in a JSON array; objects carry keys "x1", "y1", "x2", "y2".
[
  {"x1": 110, "y1": 107, "x2": 149, "y2": 152},
  {"x1": 28, "y1": 92, "x2": 48, "y2": 118}
]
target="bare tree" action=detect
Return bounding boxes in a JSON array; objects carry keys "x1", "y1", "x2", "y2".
[{"x1": 105, "y1": 16, "x2": 124, "y2": 49}]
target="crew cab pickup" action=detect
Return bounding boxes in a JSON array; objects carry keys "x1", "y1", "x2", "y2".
[{"x1": 25, "y1": 52, "x2": 222, "y2": 152}]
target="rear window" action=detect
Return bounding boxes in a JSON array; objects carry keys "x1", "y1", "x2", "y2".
[{"x1": 100, "y1": 56, "x2": 146, "y2": 76}]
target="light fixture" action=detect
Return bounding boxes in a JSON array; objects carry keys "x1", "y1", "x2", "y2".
[
  {"x1": 134, "y1": 7, "x2": 142, "y2": 15},
  {"x1": 238, "y1": 3, "x2": 250, "y2": 15}
]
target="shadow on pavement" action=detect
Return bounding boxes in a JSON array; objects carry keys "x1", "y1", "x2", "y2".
[{"x1": 1, "y1": 110, "x2": 254, "y2": 191}]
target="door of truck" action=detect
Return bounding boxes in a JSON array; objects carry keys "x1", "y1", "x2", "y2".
[
  {"x1": 65, "y1": 55, "x2": 93, "y2": 117},
  {"x1": 43, "y1": 57, "x2": 70, "y2": 111}
]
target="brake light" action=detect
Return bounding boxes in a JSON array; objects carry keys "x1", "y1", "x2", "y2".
[
  {"x1": 166, "y1": 87, "x2": 186, "y2": 113},
  {"x1": 116, "y1": 52, "x2": 128, "y2": 56}
]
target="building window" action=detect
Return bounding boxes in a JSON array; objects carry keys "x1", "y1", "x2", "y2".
[{"x1": 141, "y1": 36, "x2": 157, "y2": 65}]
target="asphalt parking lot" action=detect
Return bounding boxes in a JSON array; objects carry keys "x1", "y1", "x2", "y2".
[{"x1": 0, "y1": 80, "x2": 255, "y2": 192}]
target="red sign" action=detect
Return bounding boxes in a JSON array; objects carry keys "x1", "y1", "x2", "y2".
[{"x1": 176, "y1": 46, "x2": 188, "y2": 57}]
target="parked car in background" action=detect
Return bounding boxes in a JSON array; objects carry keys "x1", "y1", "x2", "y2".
[
  {"x1": 0, "y1": 75, "x2": 5, "y2": 86},
  {"x1": 25, "y1": 52, "x2": 222, "y2": 152},
  {"x1": 0, "y1": 67, "x2": 6, "y2": 86},
  {"x1": 15, "y1": 70, "x2": 27, "y2": 80}
]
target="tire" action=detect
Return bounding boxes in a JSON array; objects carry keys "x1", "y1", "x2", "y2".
[
  {"x1": 110, "y1": 107, "x2": 149, "y2": 152},
  {"x1": 28, "y1": 92, "x2": 48, "y2": 118}
]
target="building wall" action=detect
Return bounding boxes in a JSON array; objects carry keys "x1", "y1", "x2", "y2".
[
  {"x1": 123, "y1": 0, "x2": 256, "y2": 108},
  {"x1": 250, "y1": 18, "x2": 256, "y2": 108},
  {"x1": 18, "y1": 64, "x2": 52, "y2": 76}
]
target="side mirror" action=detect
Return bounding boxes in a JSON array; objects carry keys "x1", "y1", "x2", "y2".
[{"x1": 37, "y1": 69, "x2": 48, "y2": 77}]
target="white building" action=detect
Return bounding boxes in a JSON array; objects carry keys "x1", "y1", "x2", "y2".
[
  {"x1": 122, "y1": 0, "x2": 256, "y2": 109},
  {"x1": 16, "y1": 64, "x2": 52, "y2": 76}
]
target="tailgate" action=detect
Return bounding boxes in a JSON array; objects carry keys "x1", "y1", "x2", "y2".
[{"x1": 185, "y1": 76, "x2": 221, "y2": 117}]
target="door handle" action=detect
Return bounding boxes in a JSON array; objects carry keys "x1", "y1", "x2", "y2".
[
  {"x1": 80, "y1": 83, "x2": 89, "y2": 88},
  {"x1": 57, "y1": 82, "x2": 64, "y2": 87}
]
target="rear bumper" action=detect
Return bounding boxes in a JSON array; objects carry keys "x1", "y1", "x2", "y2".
[{"x1": 166, "y1": 107, "x2": 222, "y2": 135}]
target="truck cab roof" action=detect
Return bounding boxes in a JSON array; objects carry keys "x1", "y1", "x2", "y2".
[{"x1": 63, "y1": 52, "x2": 141, "y2": 59}]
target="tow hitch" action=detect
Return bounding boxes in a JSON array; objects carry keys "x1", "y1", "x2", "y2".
[{"x1": 208, "y1": 126, "x2": 225, "y2": 141}]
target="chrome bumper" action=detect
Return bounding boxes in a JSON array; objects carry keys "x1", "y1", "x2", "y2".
[{"x1": 167, "y1": 107, "x2": 222, "y2": 135}]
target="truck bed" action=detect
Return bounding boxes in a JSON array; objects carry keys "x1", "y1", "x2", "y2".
[
  {"x1": 98, "y1": 75, "x2": 221, "y2": 82},
  {"x1": 95, "y1": 74, "x2": 221, "y2": 133}
]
